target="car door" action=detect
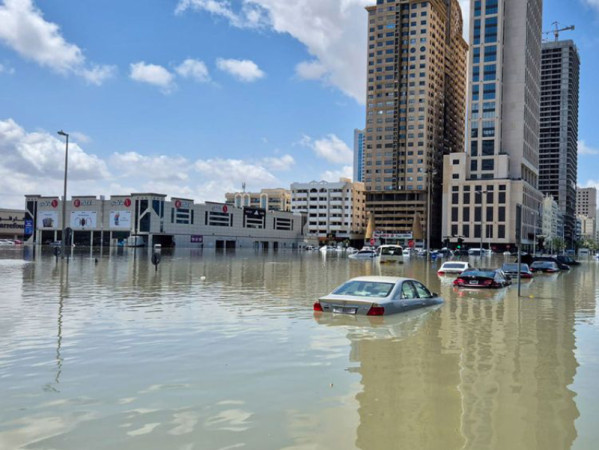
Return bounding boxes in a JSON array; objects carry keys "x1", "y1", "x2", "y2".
[{"x1": 397, "y1": 281, "x2": 422, "y2": 311}]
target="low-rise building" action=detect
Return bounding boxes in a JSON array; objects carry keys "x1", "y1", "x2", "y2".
[
  {"x1": 225, "y1": 188, "x2": 291, "y2": 212},
  {"x1": 290, "y1": 178, "x2": 366, "y2": 243},
  {"x1": 25, "y1": 193, "x2": 303, "y2": 249}
]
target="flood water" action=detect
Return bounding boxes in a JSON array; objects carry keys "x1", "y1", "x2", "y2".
[{"x1": 1, "y1": 247, "x2": 598, "y2": 449}]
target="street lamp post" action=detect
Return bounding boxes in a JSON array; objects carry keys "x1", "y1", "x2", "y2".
[{"x1": 57, "y1": 130, "x2": 69, "y2": 259}]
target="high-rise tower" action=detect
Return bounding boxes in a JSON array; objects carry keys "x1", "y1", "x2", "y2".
[
  {"x1": 539, "y1": 40, "x2": 580, "y2": 245},
  {"x1": 363, "y1": 0, "x2": 467, "y2": 246},
  {"x1": 442, "y1": 0, "x2": 544, "y2": 251}
]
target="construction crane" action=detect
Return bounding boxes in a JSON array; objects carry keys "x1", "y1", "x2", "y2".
[{"x1": 543, "y1": 21, "x2": 575, "y2": 42}]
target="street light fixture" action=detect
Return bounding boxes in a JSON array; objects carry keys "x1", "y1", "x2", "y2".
[{"x1": 57, "y1": 130, "x2": 69, "y2": 258}]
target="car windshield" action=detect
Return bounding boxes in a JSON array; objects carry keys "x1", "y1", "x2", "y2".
[
  {"x1": 380, "y1": 247, "x2": 402, "y2": 255},
  {"x1": 442, "y1": 263, "x2": 466, "y2": 269},
  {"x1": 461, "y1": 269, "x2": 496, "y2": 278},
  {"x1": 332, "y1": 281, "x2": 395, "y2": 298}
]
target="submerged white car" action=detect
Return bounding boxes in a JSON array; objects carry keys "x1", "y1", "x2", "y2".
[
  {"x1": 437, "y1": 261, "x2": 471, "y2": 275},
  {"x1": 314, "y1": 276, "x2": 443, "y2": 316}
]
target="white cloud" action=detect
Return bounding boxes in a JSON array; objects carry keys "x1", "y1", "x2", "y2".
[
  {"x1": 302, "y1": 134, "x2": 353, "y2": 164},
  {"x1": 176, "y1": 58, "x2": 211, "y2": 82},
  {"x1": 0, "y1": 118, "x2": 111, "y2": 208},
  {"x1": 70, "y1": 131, "x2": 91, "y2": 144},
  {"x1": 175, "y1": 0, "x2": 268, "y2": 28},
  {"x1": 130, "y1": 62, "x2": 175, "y2": 92},
  {"x1": 0, "y1": 0, "x2": 115, "y2": 84},
  {"x1": 295, "y1": 60, "x2": 327, "y2": 80},
  {"x1": 176, "y1": 0, "x2": 369, "y2": 102},
  {"x1": 583, "y1": 0, "x2": 599, "y2": 12},
  {"x1": 0, "y1": 62, "x2": 15, "y2": 74},
  {"x1": 0, "y1": 119, "x2": 298, "y2": 209},
  {"x1": 111, "y1": 152, "x2": 190, "y2": 182},
  {"x1": 195, "y1": 158, "x2": 277, "y2": 185},
  {"x1": 320, "y1": 165, "x2": 353, "y2": 182},
  {"x1": 262, "y1": 154, "x2": 295, "y2": 171},
  {"x1": 216, "y1": 58, "x2": 265, "y2": 82},
  {"x1": 579, "y1": 140, "x2": 599, "y2": 156}
]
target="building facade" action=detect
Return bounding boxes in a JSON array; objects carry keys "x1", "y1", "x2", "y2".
[
  {"x1": 25, "y1": 194, "x2": 303, "y2": 249},
  {"x1": 225, "y1": 188, "x2": 291, "y2": 212},
  {"x1": 541, "y1": 195, "x2": 561, "y2": 241},
  {"x1": 290, "y1": 178, "x2": 366, "y2": 242},
  {"x1": 577, "y1": 215, "x2": 596, "y2": 241},
  {"x1": 354, "y1": 128, "x2": 365, "y2": 182},
  {"x1": 443, "y1": 0, "x2": 544, "y2": 251},
  {"x1": 539, "y1": 40, "x2": 580, "y2": 245},
  {"x1": 363, "y1": 0, "x2": 468, "y2": 246},
  {"x1": 576, "y1": 187, "x2": 597, "y2": 219},
  {"x1": 0, "y1": 208, "x2": 26, "y2": 240}
]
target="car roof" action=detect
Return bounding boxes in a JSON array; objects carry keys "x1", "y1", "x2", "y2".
[
  {"x1": 441, "y1": 261, "x2": 468, "y2": 266},
  {"x1": 347, "y1": 276, "x2": 413, "y2": 283}
]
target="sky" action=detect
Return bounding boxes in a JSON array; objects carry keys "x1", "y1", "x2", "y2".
[{"x1": 1, "y1": 0, "x2": 598, "y2": 210}]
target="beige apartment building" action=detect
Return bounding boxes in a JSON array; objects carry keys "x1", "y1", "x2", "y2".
[
  {"x1": 443, "y1": 0, "x2": 544, "y2": 251},
  {"x1": 290, "y1": 178, "x2": 366, "y2": 243},
  {"x1": 225, "y1": 188, "x2": 291, "y2": 212},
  {"x1": 576, "y1": 187, "x2": 597, "y2": 219},
  {"x1": 363, "y1": 0, "x2": 467, "y2": 246}
]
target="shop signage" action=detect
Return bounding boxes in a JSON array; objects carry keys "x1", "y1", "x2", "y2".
[
  {"x1": 39, "y1": 199, "x2": 59, "y2": 208},
  {"x1": 110, "y1": 211, "x2": 131, "y2": 229},
  {"x1": 37, "y1": 211, "x2": 58, "y2": 229},
  {"x1": 373, "y1": 231, "x2": 413, "y2": 239},
  {"x1": 71, "y1": 211, "x2": 97, "y2": 229},
  {"x1": 111, "y1": 198, "x2": 132, "y2": 208},
  {"x1": 190, "y1": 235, "x2": 203, "y2": 243}
]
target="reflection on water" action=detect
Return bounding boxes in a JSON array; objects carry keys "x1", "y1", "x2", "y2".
[{"x1": 0, "y1": 247, "x2": 597, "y2": 449}]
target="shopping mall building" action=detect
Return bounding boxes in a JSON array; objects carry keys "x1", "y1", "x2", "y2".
[{"x1": 24, "y1": 193, "x2": 305, "y2": 249}]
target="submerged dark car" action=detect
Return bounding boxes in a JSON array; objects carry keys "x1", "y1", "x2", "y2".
[
  {"x1": 530, "y1": 261, "x2": 560, "y2": 273},
  {"x1": 501, "y1": 263, "x2": 533, "y2": 279},
  {"x1": 453, "y1": 268, "x2": 511, "y2": 288},
  {"x1": 556, "y1": 255, "x2": 580, "y2": 266},
  {"x1": 533, "y1": 256, "x2": 570, "y2": 270}
]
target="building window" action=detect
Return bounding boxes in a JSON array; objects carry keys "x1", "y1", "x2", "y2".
[
  {"x1": 452, "y1": 207, "x2": 459, "y2": 222},
  {"x1": 482, "y1": 159, "x2": 494, "y2": 171},
  {"x1": 484, "y1": 46, "x2": 497, "y2": 62},
  {"x1": 498, "y1": 224, "x2": 505, "y2": 239},
  {"x1": 463, "y1": 208, "x2": 470, "y2": 222},
  {"x1": 498, "y1": 206, "x2": 506, "y2": 222},
  {"x1": 483, "y1": 84, "x2": 496, "y2": 100},
  {"x1": 482, "y1": 140, "x2": 494, "y2": 155}
]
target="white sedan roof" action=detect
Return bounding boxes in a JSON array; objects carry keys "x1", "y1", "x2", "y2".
[{"x1": 347, "y1": 276, "x2": 412, "y2": 283}]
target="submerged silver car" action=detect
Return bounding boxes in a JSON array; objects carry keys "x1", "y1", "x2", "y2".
[{"x1": 313, "y1": 276, "x2": 443, "y2": 316}]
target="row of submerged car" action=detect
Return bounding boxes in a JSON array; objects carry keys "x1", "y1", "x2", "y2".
[
  {"x1": 312, "y1": 253, "x2": 583, "y2": 317},
  {"x1": 437, "y1": 254, "x2": 580, "y2": 289}
]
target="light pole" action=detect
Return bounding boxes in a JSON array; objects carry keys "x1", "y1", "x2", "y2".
[
  {"x1": 475, "y1": 189, "x2": 487, "y2": 257},
  {"x1": 426, "y1": 168, "x2": 436, "y2": 261},
  {"x1": 57, "y1": 130, "x2": 69, "y2": 258}
]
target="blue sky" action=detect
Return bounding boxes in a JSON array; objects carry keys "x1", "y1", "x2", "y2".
[{"x1": 1, "y1": 0, "x2": 598, "y2": 209}]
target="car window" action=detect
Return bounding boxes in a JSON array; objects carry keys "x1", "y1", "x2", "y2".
[
  {"x1": 400, "y1": 281, "x2": 418, "y2": 299},
  {"x1": 333, "y1": 281, "x2": 394, "y2": 297},
  {"x1": 412, "y1": 281, "x2": 433, "y2": 298}
]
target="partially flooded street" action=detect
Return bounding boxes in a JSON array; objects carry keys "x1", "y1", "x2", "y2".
[{"x1": 1, "y1": 248, "x2": 598, "y2": 449}]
